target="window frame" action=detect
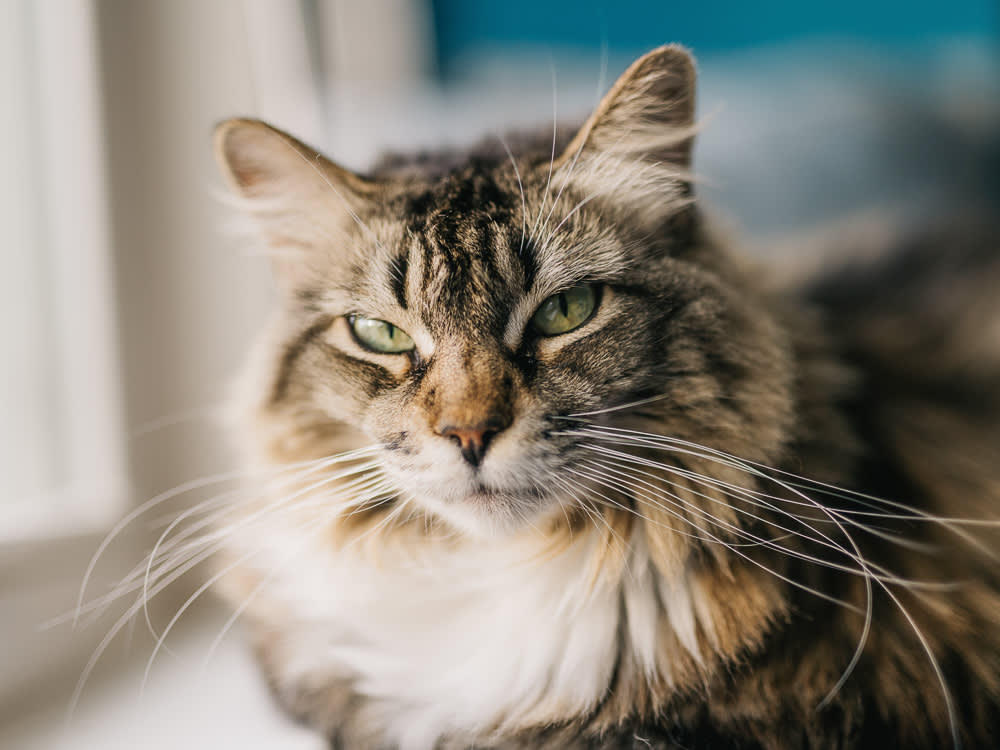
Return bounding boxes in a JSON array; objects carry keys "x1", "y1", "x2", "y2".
[
  {"x1": 0, "y1": 0, "x2": 129, "y2": 545},
  {"x1": 0, "y1": 0, "x2": 131, "y2": 716}
]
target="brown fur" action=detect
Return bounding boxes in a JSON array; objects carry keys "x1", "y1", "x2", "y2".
[{"x1": 212, "y1": 45, "x2": 1000, "y2": 748}]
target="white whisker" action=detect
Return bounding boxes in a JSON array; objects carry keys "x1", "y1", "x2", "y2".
[
  {"x1": 526, "y1": 62, "x2": 558, "y2": 249},
  {"x1": 570, "y1": 421, "x2": 960, "y2": 735},
  {"x1": 497, "y1": 136, "x2": 528, "y2": 256}
]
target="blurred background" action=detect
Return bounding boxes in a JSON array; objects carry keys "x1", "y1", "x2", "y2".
[{"x1": 0, "y1": 1, "x2": 996, "y2": 748}]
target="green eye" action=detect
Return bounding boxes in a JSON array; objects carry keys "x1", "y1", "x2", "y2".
[
  {"x1": 531, "y1": 284, "x2": 598, "y2": 336},
  {"x1": 349, "y1": 316, "x2": 416, "y2": 354}
]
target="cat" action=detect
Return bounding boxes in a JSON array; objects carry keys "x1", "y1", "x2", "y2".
[{"x1": 209, "y1": 45, "x2": 1000, "y2": 748}]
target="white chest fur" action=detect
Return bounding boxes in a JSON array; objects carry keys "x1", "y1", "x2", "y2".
[
  {"x1": 233, "y1": 516, "x2": 705, "y2": 750},
  {"x1": 239, "y1": 525, "x2": 693, "y2": 750}
]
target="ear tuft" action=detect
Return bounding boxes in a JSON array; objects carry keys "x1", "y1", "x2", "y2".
[
  {"x1": 615, "y1": 44, "x2": 697, "y2": 126},
  {"x1": 559, "y1": 44, "x2": 698, "y2": 169}
]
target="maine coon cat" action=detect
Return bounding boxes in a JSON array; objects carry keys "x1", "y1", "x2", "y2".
[{"x1": 210, "y1": 46, "x2": 1000, "y2": 748}]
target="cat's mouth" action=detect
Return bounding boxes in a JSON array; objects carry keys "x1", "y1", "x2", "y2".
[
  {"x1": 464, "y1": 482, "x2": 518, "y2": 507},
  {"x1": 467, "y1": 481, "x2": 546, "y2": 501},
  {"x1": 406, "y1": 479, "x2": 555, "y2": 536},
  {"x1": 382, "y1": 446, "x2": 558, "y2": 534},
  {"x1": 457, "y1": 481, "x2": 554, "y2": 529}
]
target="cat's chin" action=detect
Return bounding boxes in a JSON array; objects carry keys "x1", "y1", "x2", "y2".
[{"x1": 413, "y1": 485, "x2": 558, "y2": 538}]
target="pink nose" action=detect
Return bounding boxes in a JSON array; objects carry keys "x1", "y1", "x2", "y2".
[{"x1": 436, "y1": 417, "x2": 509, "y2": 467}]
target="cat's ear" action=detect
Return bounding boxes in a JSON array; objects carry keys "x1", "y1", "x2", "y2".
[
  {"x1": 214, "y1": 118, "x2": 375, "y2": 205},
  {"x1": 213, "y1": 119, "x2": 376, "y2": 285},
  {"x1": 555, "y1": 45, "x2": 697, "y2": 217},
  {"x1": 561, "y1": 44, "x2": 696, "y2": 168}
]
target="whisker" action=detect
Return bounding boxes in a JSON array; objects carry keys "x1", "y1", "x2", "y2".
[
  {"x1": 576, "y1": 424, "x2": 999, "y2": 531},
  {"x1": 144, "y1": 483, "x2": 395, "y2": 695},
  {"x1": 60, "y1": 490, "x2": 246, "y2": 631},
  {"x1": 139, "y1": 458, "x2": 383, "y2": 644},
  {"x1": 66, "y1": 449, "x2": 386, "y2": 722},
  {"x1": 497, "y1": 136, "x2": 528, "y2": 256},
  {"x1": 566, "y1": 465, "x2": 863, "y2": 614},
  {"x1": 550, "y1": 475, "x2": 629, "y2": 565},
  {"x1": 569, "y1": 423, "x2": 958, "y2": 737},
  {"x1": 284, "y1": 141, "x2": 385, "y2": 252},
  {"x1": 570, "y1": 425, "x2": 995, "y2": 563},
  {"x1": 582, "y1": 451, "x2": 948, "y2": 591},
  {"x1": 59, "y1": 456, "x2": 382, "y2": 628},
  {"x1": 73, "y1": 457, "x2": 341, "y2": 629},
  {"x1": 199, "y1": 488, "x2": 399, "y2": 672},
  {"x1": 565, "y1": 393, "x2": 673, "y2": 419},
  {"x1": 526, "y1": 62, "x2": 558, "y2": 249},
  {"x1": 128, "y1": 404, "x2": 224, "y2": 440},
  {"x1": 575, "y1": 457, "x2": 884, "y2": 590}
]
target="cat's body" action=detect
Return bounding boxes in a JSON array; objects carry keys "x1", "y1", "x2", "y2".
[{"x1": 212, "y1": 47, "x2": 1000, "y2": 748}]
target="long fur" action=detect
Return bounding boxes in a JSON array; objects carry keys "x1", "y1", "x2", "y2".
[{"x1": 203, "y1": 45, "x2": 1000, "y2": 748}]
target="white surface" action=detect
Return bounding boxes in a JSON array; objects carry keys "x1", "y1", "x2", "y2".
[{"x1": 1, "y1": 611, "x2": 324, "y2": 750}]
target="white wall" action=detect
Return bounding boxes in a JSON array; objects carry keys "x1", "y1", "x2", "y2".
[{"x1": 1, "y1": 0, "x2": 281, "y2": 722}]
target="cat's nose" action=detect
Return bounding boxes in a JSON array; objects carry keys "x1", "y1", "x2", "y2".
[{"x1": 436, "y1": 416, "x2": 510, "y2": 467}]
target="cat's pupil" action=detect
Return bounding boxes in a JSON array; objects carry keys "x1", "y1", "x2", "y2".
[{"x1": 531, "y1": 284, "x2": 598, "y2": 337}]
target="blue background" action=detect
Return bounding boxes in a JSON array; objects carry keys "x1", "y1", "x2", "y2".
[{"x1": 430, "y1": 0, "x2": 997, "y2": 74}]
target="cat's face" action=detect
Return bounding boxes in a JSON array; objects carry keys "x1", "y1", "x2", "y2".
[{"x1": 217, "y1": 46, "x2": 794, "y2": 536}]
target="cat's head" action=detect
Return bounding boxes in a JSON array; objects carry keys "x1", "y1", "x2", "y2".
[{"x1": 215, "y1": 46, "x2": 794, "y2": 537}]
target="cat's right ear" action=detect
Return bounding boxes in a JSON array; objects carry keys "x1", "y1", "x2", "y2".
[
  {"x1": 214, "y1": 118, "x2": 374, "y2": 205},
  {"x1": 213, "y1": 119, "x2": 376, "y2": 284}
]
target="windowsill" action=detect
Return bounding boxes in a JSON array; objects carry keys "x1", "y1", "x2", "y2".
[{"x1": 0, "y1": 602, "x2": 323, "y2": 750}]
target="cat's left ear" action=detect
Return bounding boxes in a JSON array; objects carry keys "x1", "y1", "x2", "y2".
[
  {"x1": 555, "y1": 45, "x2": 697, "y2": 213},
  {"x1": 561, "y1": 44, "x2": 696, "y2": 168}
]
